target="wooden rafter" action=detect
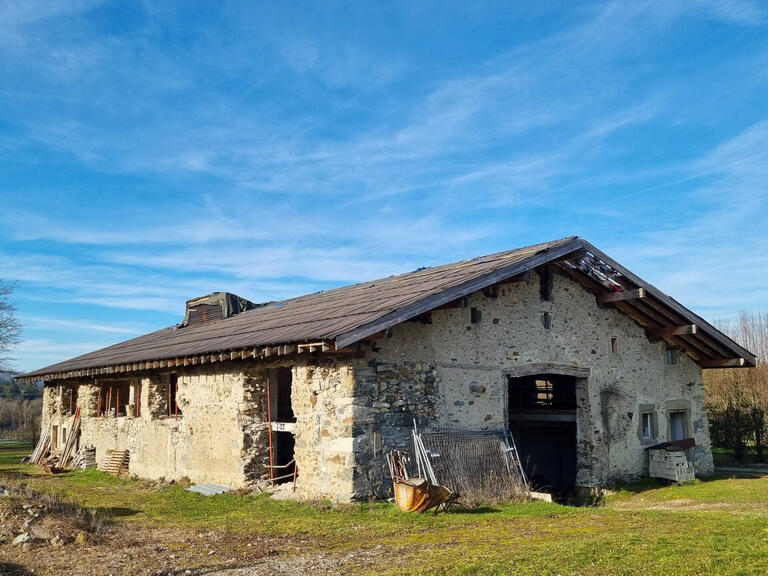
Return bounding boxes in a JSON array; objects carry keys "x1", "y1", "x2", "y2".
[
  {"x1": 646, "y1": 325, "x2": 698, "y2": 338},
  {"x1": 597, "y1": 288, "x2": 645, "y2": 304},
  {"x1": 699, "y1": 358, "x2": 746, "y2": 368}
]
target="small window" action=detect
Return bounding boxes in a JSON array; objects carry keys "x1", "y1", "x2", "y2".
[
  {"x1": 666, "y1": 348, "x2": 678, "y2": 365},
  {"x1": 670, "y1": 411, "x2": 688, "y2": 441},
  {"x1": 535, "y1": 379, "x2": 555, "y2": 407},
  {"x1": 541, "y1": 312, "x2": 551, "y2": 329},
  {"x1": 639, "y1": 408, "x2": 658, "y2": 442},
  {"x1": 168, "y1": 374, "x2": 182, "y2": 418},
  {"x1": 642, "y1": 413, "x2": 653, "y2": 439},
  {"x1": 611, "y1": 336, "x2": 618, "y2": 354}
]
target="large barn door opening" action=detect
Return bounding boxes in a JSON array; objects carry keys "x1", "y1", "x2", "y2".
[
  {"x1": 267, "y1": 366, "x2": 296, "y2": 484},
  {"x1": 507, "y1": 374, "x2": 577, "y2": 492}
]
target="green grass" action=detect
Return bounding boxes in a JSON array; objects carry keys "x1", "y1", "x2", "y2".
[{"x1": 4, "y1": 441, "x2": 768, "y2": 575}]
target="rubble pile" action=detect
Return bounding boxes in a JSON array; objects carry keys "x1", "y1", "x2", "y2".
[{"x1": 0, "y1": 483, "x2": 104, "y2": 552}]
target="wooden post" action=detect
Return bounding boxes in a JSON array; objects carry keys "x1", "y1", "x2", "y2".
[
  {"x1": 97, "y1": 387, "x2": 101, "y2": 417},
  {"x1": 116, "y1": 387, "x2": 120, "y2": 418}
]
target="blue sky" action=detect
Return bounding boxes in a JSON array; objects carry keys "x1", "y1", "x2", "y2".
[{"x1": 2, "y1": 0, "x2": 768, "y2": 373}]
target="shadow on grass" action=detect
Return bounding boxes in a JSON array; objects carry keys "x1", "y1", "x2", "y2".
[
  {"x1": 610, "y1": 470, "x2": 768, "y2": 495},
  {"x1": 94, "y1": 506, "x2": 140, "y2": 518},
  {"x1": 445, "y1": 505, "x2": 501, "y2": 515},
  {"x1": 0, "y1": 562, "x2": 35, "y2": 576}
]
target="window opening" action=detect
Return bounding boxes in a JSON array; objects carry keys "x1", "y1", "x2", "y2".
[
  {"x1": 168, "y1": 374, "x2": 181, "y2": 418},
  {"x1": 539, "y1": 266, "x2": 553, "y2": 301},
  {"x1": 611, "y1": 336, "x2": 618, "y2": 354},
  {"x1": 666, "y1": 348, "x2": 678, "y2": 365},
  {"x1": 670, "y1": 411, "x2": 688, "y2": 441},
  {"x1": 96, "y1": 380, "x2": 133, "y2": 417},
  {"x1": 642, "y1": 412, "x2": 653, "y2": 439}
]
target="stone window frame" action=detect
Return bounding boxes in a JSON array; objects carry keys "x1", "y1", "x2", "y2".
[
  {"x1": 637, "y1": 403, "x2": 658, "y2": 444},
  {"x1": 665, "y1": 399, "x2": 691, "y2": 441}
]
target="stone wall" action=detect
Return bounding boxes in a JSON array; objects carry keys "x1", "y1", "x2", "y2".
[
  {"x1": 291, "y1": 359, "x2": 358, "y2": 501},
  {"x1": 350, "y1": 267, "x2": 713, "y2": 498},
  {"x1": 39, "y1": 265, "x2": 714, "y2": 501},
  {"x1": 41, "y1": 362, "x2": 271, "y2": 488}
]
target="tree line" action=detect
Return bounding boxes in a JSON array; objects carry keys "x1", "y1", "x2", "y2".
[{"x1": 704, "y1": 311, "x2": 768, "y2": 462}]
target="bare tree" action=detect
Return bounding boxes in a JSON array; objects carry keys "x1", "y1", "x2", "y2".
[{"x1": 0, "y1": 279, "x2": 22, "y2": 370}]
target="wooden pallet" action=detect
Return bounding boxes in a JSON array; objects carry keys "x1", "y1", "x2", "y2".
[{"x1": 98, "y1": 449, "x2": 130, "y2": 475}]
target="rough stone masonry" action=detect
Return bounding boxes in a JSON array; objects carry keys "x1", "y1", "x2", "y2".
[{"x1": 40, "y1": 266, "x2": 713, "y2": 501}]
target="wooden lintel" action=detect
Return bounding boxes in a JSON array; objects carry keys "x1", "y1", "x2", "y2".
[
  {"x1": 699, "y1": 358, "x2": 746, "y2": 368},
  {"x1": 647, "y1": 324, "x2": 698, "y2": 338},
  {"x1": 597, "y1": 288, "x2": 645, "y2": 304}
]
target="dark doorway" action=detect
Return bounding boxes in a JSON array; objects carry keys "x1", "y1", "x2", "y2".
[
  {"x1": 268, "y1": 367, "x2": 296, "y2": 484},
  {"x1": 507, "y1": 374, "x2": 577, "y2": 491}
]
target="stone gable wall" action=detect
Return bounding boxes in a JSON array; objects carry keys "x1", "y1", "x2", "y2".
[{"x1": 349, "y1": 268, "x2": 712, "y2": 499}]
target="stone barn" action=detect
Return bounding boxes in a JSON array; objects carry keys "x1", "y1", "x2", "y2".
[{"x1": 20, "y1": 237, "x2": 756, "y2": 500}]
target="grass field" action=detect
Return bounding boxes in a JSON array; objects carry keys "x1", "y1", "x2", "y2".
[{"x1": 2, "y1": 441, "x2": 768, "y2": 575}]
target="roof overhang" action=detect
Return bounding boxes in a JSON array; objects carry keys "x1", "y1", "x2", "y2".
[
  {"x1": 17, "y1": 237, "x2": 756, "y2": 382},
  {"x1": 335, "y1": 238, "x2": 757, "y2": 368}
]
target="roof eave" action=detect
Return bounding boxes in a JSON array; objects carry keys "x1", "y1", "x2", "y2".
[{"x1": 580, "y1": 241, "x2": 757, "y2": 369}]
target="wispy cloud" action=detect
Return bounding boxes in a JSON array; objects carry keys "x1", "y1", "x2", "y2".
[{"x1": 2, "y1": 0, "x2": 768, "y2": 372}]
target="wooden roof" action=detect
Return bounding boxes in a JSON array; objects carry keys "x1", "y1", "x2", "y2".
[{"x1": 19, "y1": 237, "x2": 756, "y2": 382}]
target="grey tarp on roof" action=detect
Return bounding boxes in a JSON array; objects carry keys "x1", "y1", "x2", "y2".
[{"x1": 19, "y1": 236, "x2": 757, "y2": 380}]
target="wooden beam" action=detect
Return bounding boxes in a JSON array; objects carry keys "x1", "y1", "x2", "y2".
[
  {"x1": 647, "y1": 324, "x2": 698, "y2": 338},
  {"x1": 597, "y1": 288, "x2": 645, "y2": 304},
  {"x1": 699, "y1": 358, "x2": 746, "y2": 368},
  {"x1": 497, "y1": 270, "x2": 531, "y2": 284},
  {"x1": 581, "y1": 241, "x2": 757, "y2": 366}
]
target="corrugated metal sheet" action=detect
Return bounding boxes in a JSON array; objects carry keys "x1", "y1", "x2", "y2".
[{"x1": 186, "y1": 483, "x2": 231, "y2": 496}]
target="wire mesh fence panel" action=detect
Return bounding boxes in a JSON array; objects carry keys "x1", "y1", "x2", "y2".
[{"x1": 417, "y1": 428, "x2": 528, "y2": 504}]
